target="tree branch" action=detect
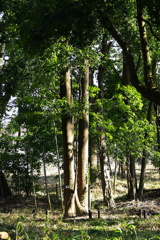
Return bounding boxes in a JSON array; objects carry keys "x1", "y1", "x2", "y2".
[
  {"x1": 142, "y1": 18, "x2": 160, "y2": 41},
  {"x1": 97, "y1": 9, "x2": 160, "y2": 105}
]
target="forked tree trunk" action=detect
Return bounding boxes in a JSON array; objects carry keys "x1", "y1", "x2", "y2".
[
  {"x1": 78, "y1": 59, "x2": 89, "y2": 212},
  {"x1": 98, "y1": 37, "x2": 115, "y2": 207},
  {"x1": 60, "y1": 62, "x2": 87, "y2": 217}
]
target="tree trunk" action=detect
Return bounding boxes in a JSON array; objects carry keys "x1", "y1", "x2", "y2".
[
  {"x1": 99, "y1": 137, "x2": 114, "y2": 206},
  {"x1": 98, "y1": 37, "x2": 115, "y2": 207},
  {"x1": 89, "y1": 68, "x2": 98, "y2": 183},
  {"x1": 89, "y1": 142, "x2": 98, "y2": 184},
  {"x1": 130, "y1": 156, "x2": 137, "y2": 199},
  {"x1": 60, "y1": 62, "x2": 87, "y2": 217},
  {"x1": 42, "y1": 146, "x2": 51, "y2": 210},
  {"x1": 138, "y1": 101, "x2": 153, "y2": 200},
  {"x1": 77, "y1": 59, "x2": 89, "y2": 212},
  {"x1": 136, "y1": 0, "x2": 153, "y2": 89},
  {"x1": 0, "y1": 171, "x2": 12, "y2": 198},
  {"x1": 54, "y1": 122, "x2": 63, "y2": 211},
  {"x1": 61, "y1": 65, "x2": 76, "y2": 217}
]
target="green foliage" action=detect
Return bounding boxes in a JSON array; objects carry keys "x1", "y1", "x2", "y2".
[
  {"x1": 1, "y1": 0, "x2": 160, "y2": 203},
  {"x1": 2, "y1": 213, "x2": 160, "y2": 240}
]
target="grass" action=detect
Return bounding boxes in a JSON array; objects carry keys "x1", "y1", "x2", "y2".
[
  {"x1": 1, "y1": 210, "x2": 160, "y2": 239},
  {"x1": 1, "y1": 172, "x2": 160, "y2": 240}
]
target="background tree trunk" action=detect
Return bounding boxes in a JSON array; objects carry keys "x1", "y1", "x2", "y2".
[
  {"x1": 89, "y1": 68, "x2": 98, "y2": 184},
  {"x1": 138, "y1": 101, "x2": 153, "y2": 200},
  {"x1": 0, "y1": 171, "x2": 12, "y2": 198}
]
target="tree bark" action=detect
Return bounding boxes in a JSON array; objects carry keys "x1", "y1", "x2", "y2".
[
  {"x1": 42, "y1": 146, "x2": 51, "y2": 210},
  {"x1": 138, "y1": 101, "x2": 153, "y2": 200},
  {"x1": 129, "y1": 156, "x2": 137, "y2": 199},
  {"x1": 89, "y1": 68, "x2": 98, "y2": 183},
  {"x1": 97, "y1": 9, "x2": 160, "y2": 105},
  {"x1": 78, "y1": 59, "x2": 89, "y2": 212},
  {"x1": 0, "y1": 170, "x2": 12, "y2": 198},
  {"x1": 136, "y1": 0, "x2": 153, "y2": 88},
  {"x1": 60, "y1": 65, "x2": 76, "y2": 217},
  {"x1": 98, "y1": 37, "x2": 115, "y2": 207},
  {"x1": 60, "y1": 61, "x2": 87, "y2": 217}
]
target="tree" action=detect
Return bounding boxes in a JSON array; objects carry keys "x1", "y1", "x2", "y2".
[
  {"x1": 97, "y1": 36, "x2": 115, "y2": 207},
  {"x1": 60, "y1": 47, "x2": 88, "y2": 216},
  {"x1": 77, "y1": 58, "x2": 89, "y2": 211},
  {"x1": 2, "y1": 0, "x2": 160, "y2": 207}
]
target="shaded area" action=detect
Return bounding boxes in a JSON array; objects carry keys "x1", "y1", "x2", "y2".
[
  {"x1": 0, "y1": 171, "x2": 12, "y2": 197},
  {"x1": 0, "y1": 193, "x2": 61, "y2": 213}
]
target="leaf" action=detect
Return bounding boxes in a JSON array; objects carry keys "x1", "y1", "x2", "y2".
[{"x1": 17, "y1": 222, "x2": 23, "y2": 232}]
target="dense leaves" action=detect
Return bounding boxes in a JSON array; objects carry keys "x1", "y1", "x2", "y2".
[{"x1": 0, "y1": 0, "x2": 160, "y2": 200}]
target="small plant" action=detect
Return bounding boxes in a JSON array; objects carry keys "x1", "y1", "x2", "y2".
[{"x1": 16, "y1": 222, "x2": 29, "y2": 240}]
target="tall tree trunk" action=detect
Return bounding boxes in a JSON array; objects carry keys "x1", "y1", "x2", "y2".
[
  {"x1": 78, "y1": 58, "x2": 89, "y2": 212},
  {"x1": 89, "y1": 68, "x2": 98, "y2": 183},
  {"x1": 98, "y1": 37, "x2": 115, "y2": 207},
  {"x1": 154, "y1": 104, "x2": 160, "y2": 174},
  {"x1": 54, "y1": 122, "x2": 63, "y2": 211},
  {"x1": 61, "y1": 62, "x2": 87, "y2": 217},
  {"x1": 136, "y1": 0, "x2": 153, "y2": 89},
  {"x1": 136, "y1": 4, "x2": 155, "y2": 198},
  {"x1": 60, "y1": 65, "x2": 76, "y2": 217},
  {"x1": 138, "y1": 101, "x2": 153, "y2": 200}
]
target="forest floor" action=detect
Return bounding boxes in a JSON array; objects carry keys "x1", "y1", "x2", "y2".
[{"x1": 0, "y1": 167, "x2": 160, "y2": 240}]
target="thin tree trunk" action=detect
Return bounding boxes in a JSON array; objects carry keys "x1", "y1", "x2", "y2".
[
  {"x1": 61, "y1": 65, "x2": 76, "y2": 217},
  {"x1": 129, "y1": 156, "x2": 137, "y2": 199},
  {"x1": 107, "y1": 152, "x2": 112, "y2": 176},
  {"x1": 42, "y1": 146, "x2": 51, "y2": 210},
  {"x1": 98, "y1": 37, "x2": 115, "y2": 207},
  {"x1": 0, "y1": 170, "x2": 4, "y2": 198},
  {"x1": 136, "y1": 0, "x2": 153, "y2": 88},
  {"x1": 99, "y1": 137, "x2": 114, "y2": 206},
  {"x1": 31, "y1": 167, "x2": 38, "y2": 210},
  {"x1": 54, "y1": 122, "x2": 63, "y2": 211},
  {"x1": 126, "y1": 143, "x2": 137, "y2": 200},
  {"x1": 154, "y1": 104, "x2": 160, "y2": 174},
  {"x1": 138, "y1": 101, "x2": 153, "y2": 200},
  {"x1": 78, "y1": 58, "x2": 89, "y2": 212},
  {"x1": 113, "y1": 147, "x2": 118, "y2": 195},
  {"x1": 89, "y1": 68, "x2": 98, "y2": 183}
]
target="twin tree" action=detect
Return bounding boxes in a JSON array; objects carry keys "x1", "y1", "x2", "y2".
[{"x1": 1, "y1": 0, "x2": 160, "y2": 217}]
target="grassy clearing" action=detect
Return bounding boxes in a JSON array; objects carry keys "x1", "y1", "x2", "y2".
[
  {"x1": 0, "y1": 172, "x2": 160, "y2": 240},
  {"x1": 1, "y1": 209, "x2": 160, "y2": 240}
]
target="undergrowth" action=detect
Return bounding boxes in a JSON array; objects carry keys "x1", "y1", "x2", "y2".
[
  {"x1": 0, "y1": 174, "x2": 160, "y2": 239},
  {"x1": 1, "y1": 210, "x2": 160, "y2": 240}
]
